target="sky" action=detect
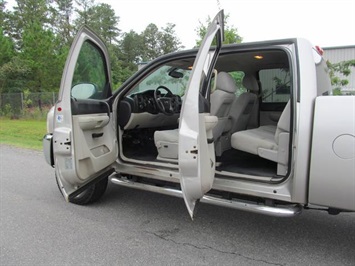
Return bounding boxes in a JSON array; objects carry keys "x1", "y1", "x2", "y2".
[
  {"x1": 5, "y1": 0, "x2": 355, "y2": 49},
  {"x1": 98, "y1": 0, "x2": 355, "y2": 49}
]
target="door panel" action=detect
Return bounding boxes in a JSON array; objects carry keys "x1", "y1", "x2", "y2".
[
  {"x1": 53, "y1": 27, "x2": 117, "y2": 199},
  {"x1": 179, "y1": 10, "x2": 224, "y2": 218},
  {"x1": 72, "y1": 113, "x2": 116, "y2": 180}
]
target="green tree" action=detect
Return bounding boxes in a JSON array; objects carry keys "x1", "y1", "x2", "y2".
[
  {"x1": 142, "y1": 23, "x2": 160, "y2": 61},
  {"x1": 327, "y1": 59, "x2": 355, "y2": 95},
  {"x1": 0, "y1": 57, "x2": 32, "y2": 93},
  {"x1": 141, "y1": 23, "x2": 184, "y2": 61},
  {"x1": 108, "y1": 43, "x2": 135, "y2": 88},
  {"x1": 1, "y1": 2, "x2": 17, "y2": 43},
  {"x1": 120, "y1": 30, "x2": 143, "y2": 64},
  {"x1": 3, "y1": 0, "x2": 67, "y2": 93},
  {"x1": 115, "y1": 23, "x2": 184, "y2": 86},
  {"x1": 112, "y1": 30, "x2": 143, "y2": 87},
  {"x1": 159, "y1": 23, "x2": 184, "y2": 55},
  {"x1": 21, "y1": 21, "x2": 62, "y2": 92},
  {"x1": 52, "y1": 0, "x2": 74, "y2": 46},
  {"x1": 1, "y1": 0, "x2": 190, "y2": 93},
  {"x1": 0, "y1": 0, "x2": 6, "y2": 28},
  {"x1": 0, "y1": 27, "x2": 14, "y2": 65},
  {"x1": 0, "y1": 0, "x2": 65, "y2": 94},
  {"x1": 74, "y1": 0, "x2": 94, "y2": 25},
  {"x1": 0, "y1": 27, "x2": 17, "y2": 93},
  {"x1": 195, "y1": 13, "x2": 242, "y2": 47},
  {"x1": 9, "y1": 0, "x2": 52, "y2": 48},
  {"x1": 74, "y1": 2, "x2": 120, "y2": 44},
  {"x1": 87, "y1": 3, "x2": 120, "y2": 44}
]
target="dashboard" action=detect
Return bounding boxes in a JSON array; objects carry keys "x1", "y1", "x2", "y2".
[
  {"x1": 131, "y1": 90, "x2": 160, "y2": 114},
  {"x1": 117, "y1": 89, "x2": 182, "y2": 130}
]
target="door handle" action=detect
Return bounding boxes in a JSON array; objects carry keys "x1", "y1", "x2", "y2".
[{"x1": 92, "y1": 133, "x2": 104, "y2": 138}]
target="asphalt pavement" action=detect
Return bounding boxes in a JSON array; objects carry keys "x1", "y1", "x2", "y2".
[{"x1": 0, "y1": 145, "x2": 354, "y2": 265}]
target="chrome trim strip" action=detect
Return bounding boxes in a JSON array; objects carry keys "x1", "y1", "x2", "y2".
[{"x1": 110, "y1": 175, "x2": 302, "y2": 217}]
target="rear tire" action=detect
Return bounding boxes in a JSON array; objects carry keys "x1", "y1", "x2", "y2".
[{"x1": 55, "y1": 174, "x2": 108, "y2": 205}]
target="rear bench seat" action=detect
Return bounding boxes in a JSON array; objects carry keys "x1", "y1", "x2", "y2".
[{"x1": 231, "y1": 101, "x2": 290, "y2": 176}]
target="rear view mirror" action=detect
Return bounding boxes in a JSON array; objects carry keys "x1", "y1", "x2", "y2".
[
  {"x1": 71, "y1": 83, "x2": 97, "y2": 99},
  {"x1": 168, "y1": 68, "x2": 184, "y2": 78}
]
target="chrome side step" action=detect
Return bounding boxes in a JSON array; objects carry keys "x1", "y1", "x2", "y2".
[{"x1": 110, "y1": 175, "x2": 302, "y2": 217}]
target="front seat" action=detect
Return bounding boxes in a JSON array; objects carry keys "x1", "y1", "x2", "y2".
[
  {"x1": 154, "y1": 71, "x2": 237, "y2": 160},
  {"x1": 231, "y1": 100, "x2": 290, "y2": 175}
]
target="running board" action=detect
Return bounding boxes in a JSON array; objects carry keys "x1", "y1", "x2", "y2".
[{"x1": 110, "y1": 175, "x2": 302, "y2": 217}]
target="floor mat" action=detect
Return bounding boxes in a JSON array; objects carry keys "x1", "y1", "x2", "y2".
[{"x1": 216, "y1": 149, "x2": 277, "y2": 177}]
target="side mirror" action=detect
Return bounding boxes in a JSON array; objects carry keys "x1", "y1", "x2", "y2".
[{"x1": 71, "y1": 83, "x2": 97, "y2": 99}]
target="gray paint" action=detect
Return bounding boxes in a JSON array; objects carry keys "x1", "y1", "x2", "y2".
[{"x1": 309, "y1": 96, "x2": 355, "y2": 210}]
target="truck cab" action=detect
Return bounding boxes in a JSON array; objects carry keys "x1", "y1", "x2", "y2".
[{"x1": 43, "y1": 10, "x2": 355, "y2": 218}]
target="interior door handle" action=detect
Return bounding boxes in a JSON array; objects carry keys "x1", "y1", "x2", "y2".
[
  {"x1": 92, "y1": 133, "x2": 104, "y2": 138},
  {"x1": 78, "y1": 115, "x2": 110, "y2": 130}
]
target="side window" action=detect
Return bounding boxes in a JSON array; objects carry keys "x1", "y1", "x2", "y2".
[
  {"x1": 260, "y1": 68, "x2": 290, "y2": 103},
  {"x1": 71, "y1": 40, "x2": 109, "y2": 100}
]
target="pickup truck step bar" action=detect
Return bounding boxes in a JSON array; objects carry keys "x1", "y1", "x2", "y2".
[{"x1": 110, "y1": 175, "x2": 302, "y2": 217}]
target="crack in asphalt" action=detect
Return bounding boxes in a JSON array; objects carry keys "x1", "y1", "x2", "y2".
[{"x1": 144, "y1": 231, "x2": 285, "y2": 266}]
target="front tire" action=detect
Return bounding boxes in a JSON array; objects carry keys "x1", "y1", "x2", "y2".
[{"x1": 55, "y1": 174, "x2": 108, "y2": 205}]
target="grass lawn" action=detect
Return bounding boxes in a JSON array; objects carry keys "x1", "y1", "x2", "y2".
[{"x1": 0, "y1": 118, "x2": 47, "y2": 150}]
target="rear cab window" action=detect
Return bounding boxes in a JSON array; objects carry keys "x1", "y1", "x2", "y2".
[
  {"x1": 259, "y1": 68, "x2": 291, "y2": 126},
  {"x1": 260, "y1": 68, "x2": 291, "y2": 103}
]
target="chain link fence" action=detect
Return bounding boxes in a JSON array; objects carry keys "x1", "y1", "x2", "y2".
[{"x1": 0, "y1": 92, "x2": 58, "y2": 119}]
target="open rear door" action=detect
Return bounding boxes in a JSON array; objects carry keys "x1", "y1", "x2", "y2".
[
  {"x1": 179, "y1": 10, "x2": 224, "y2": 218},
  {"x1": 53, "y1": 27, "x2": 118, "y2": 201}
]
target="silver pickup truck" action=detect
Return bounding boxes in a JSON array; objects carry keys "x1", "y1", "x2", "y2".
[{"x1": 43, "y1": 10, "x2": 355, "y2": 219}]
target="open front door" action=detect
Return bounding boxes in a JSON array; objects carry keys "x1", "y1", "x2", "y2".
[
  {"x1": 179, "y1": 10, "x2": 224, "y2": 218},
  {"x1": 53, "y1": 27, "x2": 118, "y2": 201}
]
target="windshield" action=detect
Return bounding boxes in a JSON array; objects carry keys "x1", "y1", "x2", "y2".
[{"x1": 129, "y1": 65, "x2": 191, "y2": 96}]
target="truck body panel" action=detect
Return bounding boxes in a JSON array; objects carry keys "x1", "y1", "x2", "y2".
[
  {"x1": 42, "y1": 14, "x2": 355, "y2": 217},
  {"x1": 309, "y1": 96, "x2": 355, "y2": 211}
]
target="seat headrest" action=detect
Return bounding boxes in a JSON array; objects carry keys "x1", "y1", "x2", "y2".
[
  {"x1": 242, "y1": 74, "x2": 259, "y2": 93},
  {"x1": 215, "y1": 72, "x2": 237, "y2": 93}
]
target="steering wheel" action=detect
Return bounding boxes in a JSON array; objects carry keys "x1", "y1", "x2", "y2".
[{"x1": 154, "y1": 86, "x2": 176, "y2": 116}]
